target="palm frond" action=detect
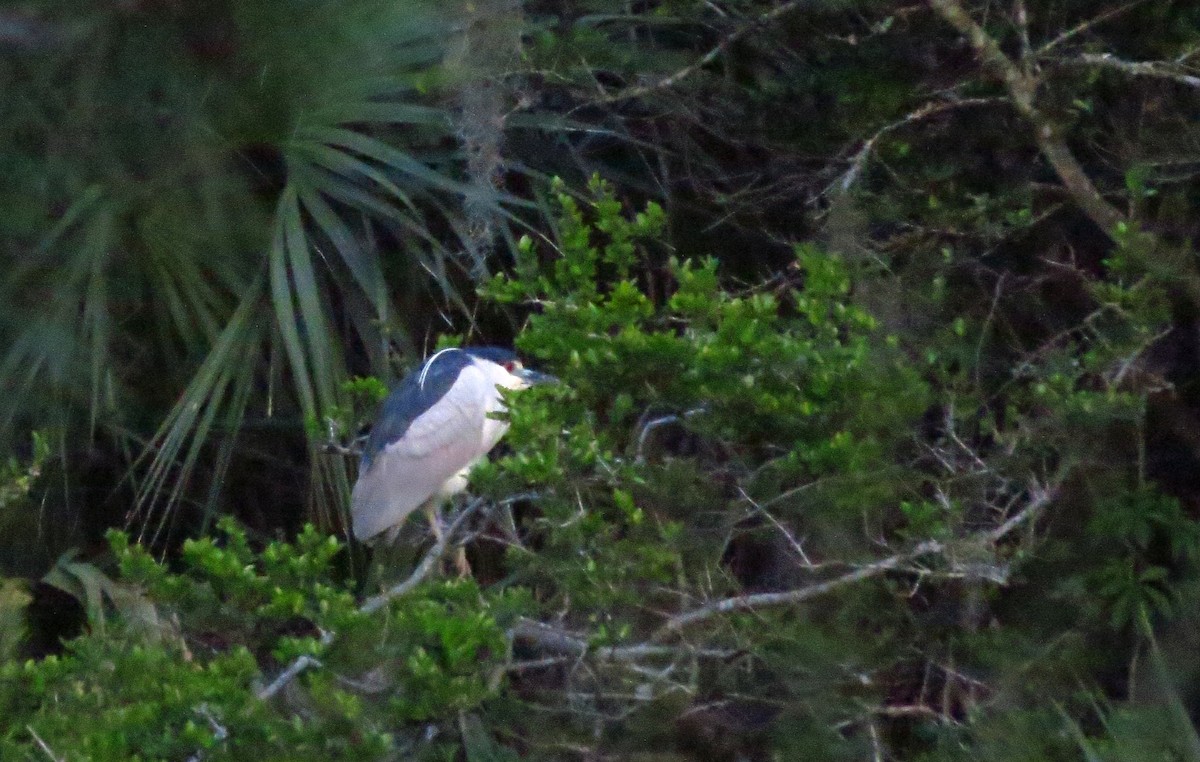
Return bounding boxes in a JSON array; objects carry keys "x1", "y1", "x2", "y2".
[
  {"x1": 3, "y1": 0, "x2": 555, "y2": 537},
  {"x1": 134, "y1": 275, "x2": 267, "y2": 543}
]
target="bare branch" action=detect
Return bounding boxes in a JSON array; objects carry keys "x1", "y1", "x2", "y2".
[
  {"x1": 974, "y1": 272, "x2": 1007, "y2": 390},
  {"x1": 742, "y1": 488, "x2": 821, "y2": 569},
  {"x1": 321, "y1": 417, "x2": 365, "y2": 457},
  {"x1": 256, "y1": 651, "x2": 329, "y2": 701},
  {"x1": 871, "y1": 704, "x2": 944, "y2": 720},
  {"x1": 1107, "y1": 326, "x2": 1174, "y2": 390},
  {"x1": 1038, "y1": 0, "x2": 1154, "y2": 55},
  {"x1": 360, "y1": 498, "x2": 488, "y2": 614},
  {"x1": 1052, "y1": 53, "x2": 1200, "y2": 90},
  {"x1": 655, "y1": 539, "x2": 945, "y2": 638},
  {"x1": 833, "y1": 97, "x2": 1003, "y2": 195},
  {"x1": 509, "y1": 618, "x2": 735, "y2": 662},
  {"x1": 927, "y1": 0, "x2": 1127, "y2": 238},
  {"x1": 634, "y1": 407, "x2": 706, "y2": 464},
  {"x1": 868, "y1": 718, "x2": 885, "y2": 762},
  {"x1": 983, "y1": 480, "x2": 1057, "y2": 543},
  {"x1": 657, "y1": 478, "x2": 1061, "y2": 638},
  {"x1": 593, "y1": 0, "x2": 823, "y2": 104},
  {"x1": 26, "y1": 726, "x2": 63, "y2": 762},
  {"x1": 942, "y1": 402, "x2": 989, "y2": 471},
  {"x1": 1013, "y1": 0, "x2": 1031, "y2": 70},
  {"x1": 184, "y1": 704, "x2": 230, "y2": 762}
]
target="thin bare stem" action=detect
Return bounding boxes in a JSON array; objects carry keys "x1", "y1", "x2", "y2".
[
  {"x1": 26, "y1": 726, "x2": 63, "y2": 762},
  {"x1": 1052, "y1": 53, "x2": 1200, "y2": 90},
  {"x1": 509, "y1": 618, "x2": 735, "y2": 662},
  {"x1": 1013, "y1": 0, "x2": 1031, "y2": 71},
  {"x1": 593, "y1": 0, "x2": 821, "y2": 104},
  {"x1": 256, "y1": 652, "x2": 329, "y2": 701},
  {"x1": 657, "y1": 479, "x2": 1060, "y2": 639},
  {"x1": 984, "y1": 480, "x2": 1057, "y2": 543},
  {"x1": 834, "y1": 97, "x2": 1003, "y2": 195},
  {"x1": 1038, "y1": 0, "x2": 1153, "y2": 54}
]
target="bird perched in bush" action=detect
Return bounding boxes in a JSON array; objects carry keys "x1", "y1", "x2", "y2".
[{"x1": 351, "y1": 347, "x2": 554, "y2": 550}]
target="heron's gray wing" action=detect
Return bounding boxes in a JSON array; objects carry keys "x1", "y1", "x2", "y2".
[
  {"x1": 360, "y1": 349, "x2": 473, "y2": 470},
  {"x1": 351, "y1": 365, "x2": 492, "y2": 541}
]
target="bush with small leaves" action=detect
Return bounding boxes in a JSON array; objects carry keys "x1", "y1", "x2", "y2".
[
  {"x1": 0, "y1": 520, "x2": 523, "y2": 760},
  {"x1": 473, "y1": 177, "x2": 1200, "y2": 758}
]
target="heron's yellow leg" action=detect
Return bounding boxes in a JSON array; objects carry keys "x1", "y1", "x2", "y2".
[
  {"x1": 424, "y1": 501, "x2": 472, "y2": 577},
  {"x1": 423, "y1": 500, "x2": 444, "y2": 545}
]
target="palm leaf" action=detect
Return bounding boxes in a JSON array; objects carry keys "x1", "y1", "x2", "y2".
[
  {"x1": 135, "y1": 274, "x2": 267, "y2": 542},
  {"x1": 4, "y1": 0, "x2": 558, "y2": 538}
]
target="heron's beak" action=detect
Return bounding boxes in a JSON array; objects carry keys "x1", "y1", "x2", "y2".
[{"x1": 515, "y1": 368, "x2": 558, "y2": 387}]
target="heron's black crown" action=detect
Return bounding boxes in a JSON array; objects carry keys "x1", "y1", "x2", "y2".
[{"x1": 461, "y1": 346, "x2": 518, "y2": 365}]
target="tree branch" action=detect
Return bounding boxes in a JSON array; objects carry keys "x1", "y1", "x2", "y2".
[
  {"x1": 1037, "y1": 0, "x2": 1154, "y2": 55},
  {"x1": 656, "y1": 479, "x2": 1060, "y2": 639},
  {"x1": 655, "y1": 539, "x2": 945, "y2": 638},
  {"x1": 25, "y1": 726, "x2": 63, "y2": 762},
  {"x1": 927, "y1": 0, "x2": 1127, "y2": 239},
  {"x1": 360, "y1": 498, "x2": 488, "y2": 614},
  {"x1": 593, "y1": 0, "x2": 822, "y2": 104},
  {"x1": 509, "y1": 617, "x2": 734, "y2": 663},
  {"x1": 256, "y1": 651, "x2": 330, "y2": 701},
  {"x1": 983, "y1": 480, "x2": 1056, "y2": 543},
  {"x1": 1052, "y1": 53, "x2": 1200, "y2": 90},
  {"x1": 833, "y1": 97, "x2": 1004, "y2": 195}
]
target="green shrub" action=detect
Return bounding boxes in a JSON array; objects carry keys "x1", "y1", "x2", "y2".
[{"x1": 1, "y1": 520, "x2": 519, "y2": 760}]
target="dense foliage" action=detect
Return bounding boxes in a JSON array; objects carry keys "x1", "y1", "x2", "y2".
[
  {"x1": 0, "y1": 181, "x2": 1196, "y2": 758},
  {"x1": 2, "y1": 0, "x2": 1200, "y2": 758}
]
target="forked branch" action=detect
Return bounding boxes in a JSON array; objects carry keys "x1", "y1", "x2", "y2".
[{"x1": 926, "y1": 0, "x2": 1127, "y2": 238}]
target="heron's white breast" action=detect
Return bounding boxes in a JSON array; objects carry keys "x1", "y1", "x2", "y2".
[{"x1": 476, "y1": 359, "x2": 526, "y2": 453}]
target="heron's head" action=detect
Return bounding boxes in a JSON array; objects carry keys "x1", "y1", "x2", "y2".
[{"x1": 463, "y1": 347, "x2": 557, "y2": 390}]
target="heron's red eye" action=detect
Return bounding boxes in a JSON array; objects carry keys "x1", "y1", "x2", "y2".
[{"x1": 503, "y1": 360, "x2": 517, "y2": 372}]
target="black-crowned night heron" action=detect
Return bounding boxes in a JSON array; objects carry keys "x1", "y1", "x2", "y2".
[{"x1": 351, "y1": 347, "x2": 554, "y2": 546}]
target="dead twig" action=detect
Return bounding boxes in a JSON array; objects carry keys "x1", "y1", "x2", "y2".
[
  {"x1": 740, "y1": 488, "x2": 827, "y2": 570},
  {"x1": 321, "y1": 417, "x2": 365, "y2": 457},
  {"x1": 1038, "y1": 0, "x2": 1154, "y2": 55},
  {"x1": 634, "y1": 407, "x2": 706, "y2": 464},
  {"x1": 1013, "y1": 0, "x2": 1031, "y2": 71},
  {"x1": 184, "y1": 704, "x2": 230, "y2": 762},
  {"x1": 983, "y1": 480, "x2": 1057, "y2": 544},
  {"x1": 833, "y1": 97, "x2": 1002, "y2": 195},
  {"x1": 509, "y1": 617, "x2": 735, "y2": 663},
  {"x1": 256, "y1": 651, "x2": 330, "y2": 701}
]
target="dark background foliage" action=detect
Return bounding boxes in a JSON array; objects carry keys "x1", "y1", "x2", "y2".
[{"x1": 2, "y1": 0, "x2": 1200, "y2": 758}]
